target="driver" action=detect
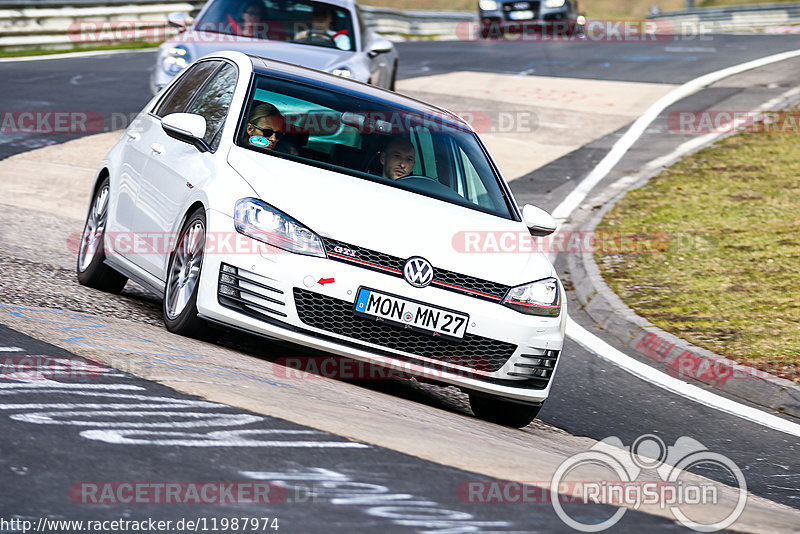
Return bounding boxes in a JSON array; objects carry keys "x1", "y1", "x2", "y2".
[
  {"x1": 245, "y1": 102, "x2": 286, "y2": 151},
  {"x1": 294, "y1": 4, "x2": 351, "y2": 50},
  {"x1": 380, "y1": 137, "x2": 416, "y2": 180}
]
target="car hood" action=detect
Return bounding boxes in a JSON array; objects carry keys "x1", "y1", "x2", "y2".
[
  {"x1": 227, "y1": 147, "x2": 556, "y2": 287},
  {"x1": 176, "y1": 31, "x2": 355, "y2": 72}
]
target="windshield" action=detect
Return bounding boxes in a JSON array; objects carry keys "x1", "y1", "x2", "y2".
[
  {"x1": 195, "y1": 0, "x2": 355, "y2": 51},
  {"x1": 236, "y1": 75, "x2": 515, "y2": 220}
]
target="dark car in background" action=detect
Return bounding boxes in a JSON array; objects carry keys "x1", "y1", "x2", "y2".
[{"x1": 477, "y1": 0, "x2": 582, "y2": 39}]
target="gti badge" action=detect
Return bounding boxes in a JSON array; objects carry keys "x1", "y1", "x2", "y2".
[
  {"x1": 403, "y1": 257, "x2": 434, "y2": 288},
  {"x1": 333, "y1": 245, "x2": 357, "y2": 258}
]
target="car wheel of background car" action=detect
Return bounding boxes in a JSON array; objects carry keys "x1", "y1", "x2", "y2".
[
  {"x1": 468, "y1": 393, "x2": 542, "y2": 428},
  {"x1": 76, "y1": 176, "x2": 128, "y2": 293},
  {"x1": 163, "y1": 207, "x2": 216, "y2": 339}
]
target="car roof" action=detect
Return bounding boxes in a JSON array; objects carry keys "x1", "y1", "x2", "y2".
[{"x1": 237, "y1": 53, "x2": 469, "y2": 131}]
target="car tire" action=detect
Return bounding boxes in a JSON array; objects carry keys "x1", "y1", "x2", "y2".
[
  {"x1": 76, "y1": 177, "x2": 128, "y2": 293},
  {"x1": 163, "y1": 207, "x2": 217, "y2": 339},
  {"x1": 469, "y1": 393, "x2": 542, "y2": 428}
]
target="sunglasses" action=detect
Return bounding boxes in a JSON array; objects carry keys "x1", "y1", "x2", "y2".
[{"x1": 249, "y1": 123, "x2": 284, "y2": 139}]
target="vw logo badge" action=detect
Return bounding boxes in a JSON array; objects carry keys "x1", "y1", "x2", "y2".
[{"x1": 403, "y1": 257, "x2": 434, "y2": 288}]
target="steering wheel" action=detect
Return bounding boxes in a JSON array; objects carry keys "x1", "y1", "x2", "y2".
[
  {"x1": 296, "y1": 31, "x2": 333, "y2": 43},
  {"x1": 396, "y1": 174, "x2": 437, "y2": 183},
  {"x1": 395, "y1": 175, "x2": 465, "y2": 202}
]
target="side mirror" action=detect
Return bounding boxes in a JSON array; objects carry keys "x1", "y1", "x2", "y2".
[
  {"x1": 367, "y1": 36, "x2": 393, "y2": 58},
  {"x1": 167, "y1": 11, "x2": 188, "y2": 32},
  {"x1": 522, "y1": 204, "x2": 557, "y2": 237},
  {"x1": 161, "y1": 113, "x2": 209, "y2": 152}
]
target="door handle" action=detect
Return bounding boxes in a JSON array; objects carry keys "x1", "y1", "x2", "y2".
[
  {"x1": 126, "y1": 131, "x2": 140, "y2": 141},
  {"x1": 150, "y1": 143, "x2": 164, "y2": 155}
]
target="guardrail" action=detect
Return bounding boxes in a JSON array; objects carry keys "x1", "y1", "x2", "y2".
[
  {"x1": 648, "y1": 2, "x2": 800, "y2": 33},
  {"x1": 0, "y1": 0, "x2": 475, "y2": 51},
  {"x1": 363, "y1": 6, "x2": 473, "y2": 39}
]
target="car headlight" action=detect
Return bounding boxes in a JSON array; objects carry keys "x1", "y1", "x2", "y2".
[
  {"x1": 234, "y1": 198, "x2": 326, "y2": 258},
  {"x1": 544, "y1": 0, "x2": 566, "y2": 7},
  {"x1": 161, "y1": 45, "x2": 191, "y2": 75},
  {"x1": 502, "y1": 278, "x2": 561, "y2": 317},
  {"x1": 479, "y1": 0, "x2": 499, "y2": 10},
  {"x1": 331, "y1": 67, "x2": 352, "y2": 78}
]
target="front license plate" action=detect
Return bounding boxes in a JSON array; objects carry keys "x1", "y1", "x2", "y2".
[
  {"x1": 354, "y1": 287, "x2": 469, "y2": 341},
  {"x1": 509, "y1": 10, "x2": 534, "y2": 20}
]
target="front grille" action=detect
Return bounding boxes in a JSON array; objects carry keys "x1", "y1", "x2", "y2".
[
  {"x1": 502, "y1": 0, "x2": 540, "y2": 20},
  {"x1": 323, "y1": 237, "x2": 405, "y2": 275},
  {"x1": 432, "y1": 268, "x2": 510, "y2": 301},
  {"x1": 321, "y1": 237, "x2": 510, "y2": 302},
  {"x1": 293, "y1": 288, "x2": 517, "y2": 373}
]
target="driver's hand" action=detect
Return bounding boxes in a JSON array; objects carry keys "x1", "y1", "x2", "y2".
[{"x1": 295, "y1": 30, "x2": 308, "y2": 39}]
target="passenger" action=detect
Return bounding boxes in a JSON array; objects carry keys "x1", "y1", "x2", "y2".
[
  {"x1": 380, "y1": 137, "x2": 416, "y2": 180},
  {"x1": 294, "y1": 4, "x2": 351, "y2": 50},
  {"x1": 227, "y1": 0, "x2": 268, "y2": 38},
  {"x1": 245, "y1": 102, "x2": 285, "y2": 150}
]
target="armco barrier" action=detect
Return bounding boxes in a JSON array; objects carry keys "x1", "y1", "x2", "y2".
[
  {"x1": 3, "y1": 0, "x2": 798, "y2": 52},
  {"x1": 0, "y1": 0, "x2": 474, "y2": 51},
  {"x1": 648, "y1": 2, "x2": 800, "y2": 33}
]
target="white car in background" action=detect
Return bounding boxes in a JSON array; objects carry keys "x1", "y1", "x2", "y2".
[
  {"x1": 151, "y1": 0, "x2": 397, "y2": 94},
  {"x1": 81, "y1": 51, "x2": 565, "y2": 428}
]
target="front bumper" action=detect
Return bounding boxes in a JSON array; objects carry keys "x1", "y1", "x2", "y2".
[
  {"x1": 479, "y1": 2, "x2": 578, "y2": 37},
  {"x1": 196, "y1": 209, "x2": 566, "y2": 404}
]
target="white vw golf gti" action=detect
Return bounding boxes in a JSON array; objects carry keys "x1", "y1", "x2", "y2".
[{"x1": 77, "y1": 51, "x2": 566, "y2": 427}]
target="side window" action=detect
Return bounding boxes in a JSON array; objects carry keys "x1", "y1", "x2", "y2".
[
  {"x1": 187, "y1": 63, "x2": 238, "y2": 151},
  {"x1": 154, "y1": 61, "x2": 220, "y2": 118}
]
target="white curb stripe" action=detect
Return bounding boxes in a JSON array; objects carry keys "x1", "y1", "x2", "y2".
[
  {"x1": 567, "y1": 320, "x2": 800, "y2": 438},
  {"x1": 556, "y1": 49, "x2": 800, "y2": 438}
]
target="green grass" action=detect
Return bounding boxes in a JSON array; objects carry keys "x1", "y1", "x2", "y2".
[
  {"x1": 594, "y1": 114, "x2": 800, "y2": 382},
  {"x1": 0, "y1": 41, "x2": 158, "y2": 59}
]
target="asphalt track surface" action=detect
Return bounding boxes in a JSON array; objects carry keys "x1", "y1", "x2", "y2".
[
  {"x1": 0, "y1": 323, "x2": 685, "y2": 533},
  {"x1": 1, "y1": 34, "x2": 800, "y2": 530}
]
